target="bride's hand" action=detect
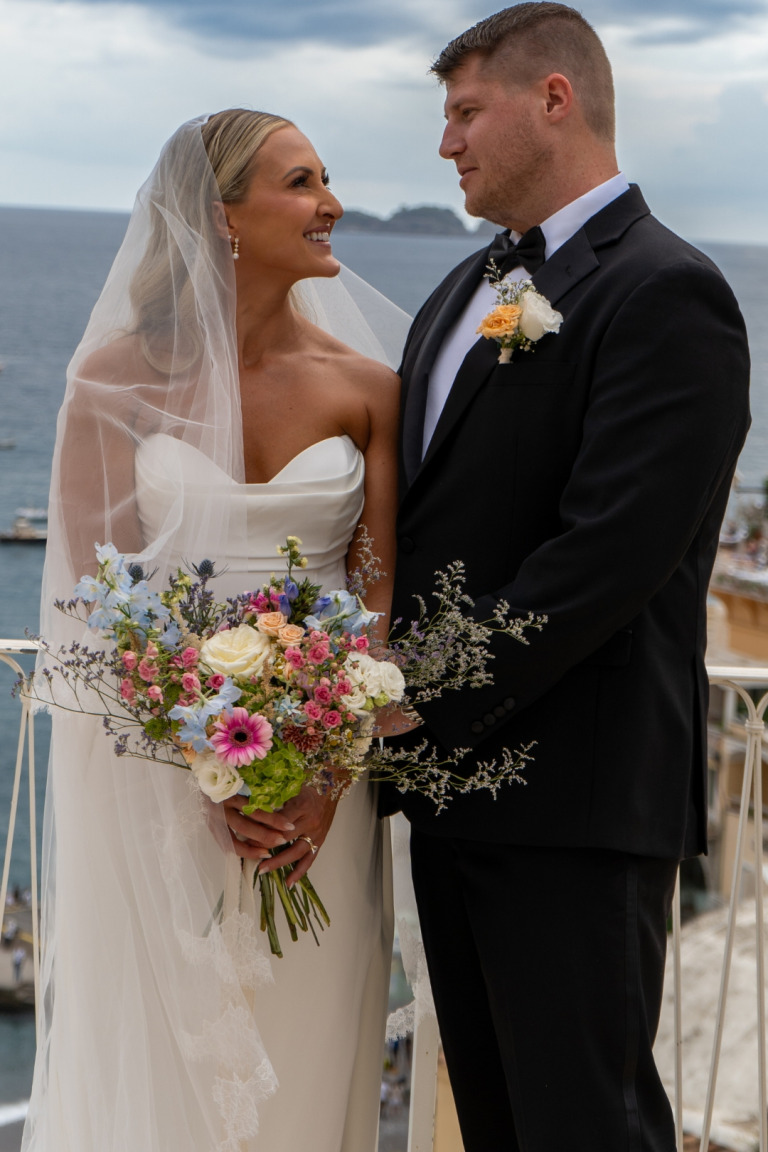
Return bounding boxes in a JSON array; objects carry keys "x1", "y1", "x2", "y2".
[
  {"x1": 264, "y1": 784, "x2": 340, "y2": 885},
  {"x1": 222, "y1": 785, "x2": 338, "y2": 883}
]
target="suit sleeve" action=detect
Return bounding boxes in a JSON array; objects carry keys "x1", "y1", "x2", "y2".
[{"x1": 416, "y1": 259, "x2": 751, "y2": 751}]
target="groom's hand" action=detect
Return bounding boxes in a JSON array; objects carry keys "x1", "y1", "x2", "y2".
[{"x1": 373, "y1": 704, "x2": 423, "y2": 737}]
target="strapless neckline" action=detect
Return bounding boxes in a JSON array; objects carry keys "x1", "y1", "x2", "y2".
[
  {"x1": 246, "y1": 434, "x2": 359, "y2": 487},
  {"x1": 139, "y1": 432, "x2": 360, "y2": 487}
]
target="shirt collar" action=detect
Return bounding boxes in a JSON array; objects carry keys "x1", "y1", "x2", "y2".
[{"x1": 510, "y1": 172, "x2": 630, "y2": 259}]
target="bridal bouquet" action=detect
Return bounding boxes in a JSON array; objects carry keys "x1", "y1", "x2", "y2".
[{"x1": 28, "y1": 536, "x2": 544, "y2": 954}]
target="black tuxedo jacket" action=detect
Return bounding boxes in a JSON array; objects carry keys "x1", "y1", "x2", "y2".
[{"x1": 385, "y1": 186, "x2": 750, "y2": 859}]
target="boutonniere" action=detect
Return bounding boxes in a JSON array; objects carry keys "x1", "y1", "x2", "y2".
[{"x1": 476, "y1": 258, "x2": 563, "y2": 364}]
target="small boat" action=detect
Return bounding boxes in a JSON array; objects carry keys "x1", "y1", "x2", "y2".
[
  {"x1": 14, "y1": 505, "x2": 47, "y2": 522},
  {"x1": 0, "y1": 438, "x2": 15, "y2": 450},
  {"x1": 0, "y1": 515, "x2": 47, "y2": 543}
]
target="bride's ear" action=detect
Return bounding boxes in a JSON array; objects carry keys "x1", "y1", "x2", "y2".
[{"x1": 211, "y1": 200, "x2": 232, "y2": 240}]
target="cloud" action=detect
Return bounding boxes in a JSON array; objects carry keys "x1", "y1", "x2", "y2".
[
  {"x1": 24, "y1": 0, "x2": 468, "y2": 49},
  {"x1": 0, "y1": 0, "x2": 766, "y2": 243},
  {"x1": 33, "y1": 0, "x2": 768, "y2": 49}
]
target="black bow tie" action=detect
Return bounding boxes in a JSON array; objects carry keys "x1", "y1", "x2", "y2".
[{"x1": 487, "y1": 225, "x2": 547, "y2": 276}]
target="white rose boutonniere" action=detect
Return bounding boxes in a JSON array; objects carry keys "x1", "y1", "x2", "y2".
[{"x1": 477, "y1": 258, "x2": 563, "y2": 364}]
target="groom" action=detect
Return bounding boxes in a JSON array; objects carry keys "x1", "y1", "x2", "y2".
[{"x1": 386, "y1": 4, "x2": 751, "y2": 1150}]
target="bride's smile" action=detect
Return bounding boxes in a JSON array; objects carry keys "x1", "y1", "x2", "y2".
[{"x1": 223, "y1": 124, "x2": 343, "y2": 286}]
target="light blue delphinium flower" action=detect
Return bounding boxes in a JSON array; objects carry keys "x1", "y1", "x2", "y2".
[
  {"x1": 205, "y1": 678, "x2": 241, "y2": 715},
  {"x1": 169, "y1": 678, "x2": 241, "y2": 751},
  {"x1": 95, "y1": 543, "x2": 134, "y2": 592},
  {"x1": 157, "y1": 621, "x2": 182, "y2": 650},
  {"x1": 304, "y1": 589, "x2": 381, "y2": 636},
  {"x1": 167, "y1": 706, "x2": 212, "y2": 752}
]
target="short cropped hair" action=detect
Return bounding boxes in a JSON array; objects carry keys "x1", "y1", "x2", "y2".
[{"x1": 431, "y1": 3, "x2": 615, "y2": 142}]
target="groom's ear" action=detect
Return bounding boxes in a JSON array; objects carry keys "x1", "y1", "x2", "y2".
[{"x1": 211, "y1": 200, "x2": 232, "y2": 240}]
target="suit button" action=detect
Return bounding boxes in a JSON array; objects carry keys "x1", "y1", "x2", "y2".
[
  {"x1": 483, "y1": 713, "x2": 497, "y2": 727},
  {"x1": 494, "y1": 705, "x2": 506, "y2": 718},
  {"x1": 503, "y1": 697, "x2": 516, "y2": 712},
  {"x1": 471, "y1": 720, "x2": 484, "y2": 735},
  {"x1": 400, "y1": 536, "x2": 415, "y2": 554}
]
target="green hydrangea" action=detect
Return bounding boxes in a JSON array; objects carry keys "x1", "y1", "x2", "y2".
[{"x1": 240, "y1": 738, "x2": 307, "y2": 813}]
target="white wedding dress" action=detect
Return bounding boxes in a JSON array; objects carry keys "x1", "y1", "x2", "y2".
[{"x1": 23, "y1": 432, "x2": 393, "y2": 1152}]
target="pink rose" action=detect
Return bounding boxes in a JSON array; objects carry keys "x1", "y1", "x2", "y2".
[
  {"x1": 354, "y1": 636, "x2": 369, "y2": 652},
  {"x1": 120, "y1": 678, "x2": 136, "y2": 702},
  {"x1": 314, "y1": 683, "x2": 332, "y2": 705},
  {"x1": 206, "y1": 673, "x2": 226, "y2": 690},
  {"x1": 121, "y1": 650, "x2": 138, "y2": 671},
  {"x1": 285, "y1": 648, "x2": 305, "y2": 669},
  {"x1": 181, "y1": 646, "x2": 199, "y2": 668},
  {"x1": 146, "y1": 684, "x2": 163, "y2": 702},
  {"x1": 181, "y1": 672, "x2": 200, "y2": 693},
  {"x1": 304, "y1": 700, "x2": 323, "y2": 721},
  {"x1": 334, "y1": 677, "x2": 352, "y2": 697},
  {"x1": 308, "y1": 643, "x2": 330, "y2": 665},
  {"x1": 309, "y1": 630, "x2": 329, "y2": 644},
  {"x1": 138, "y1": 658, "x2": 158, "y2": 682},
  {"x1": 322, "y1": 710, "x2": 341, "y2": 729}
]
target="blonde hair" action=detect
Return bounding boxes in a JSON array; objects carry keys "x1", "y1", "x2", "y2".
[
  {"x1": 200, "y1": 108, "x2": 294, "y2": 203},
  {"x1": 128, "y1": 109, "x2": 293, "y2": 371}
]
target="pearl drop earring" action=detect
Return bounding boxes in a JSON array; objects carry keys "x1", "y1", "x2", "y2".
[{"x1": 231, "y1": 235, "x2": 240, "y2": 261}]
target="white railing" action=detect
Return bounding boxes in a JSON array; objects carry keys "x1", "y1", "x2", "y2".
[
  {"x1": 0, "y1": 639, "x2": 41, "y2": 1041},
  {"x1": 2, "y1": 644, "x2": 766, "y2": 1151},
  {"x1": 684, "y1": 665, "x2": 767, "y2": 1152}
]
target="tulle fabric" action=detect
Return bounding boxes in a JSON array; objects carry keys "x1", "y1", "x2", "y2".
[{"x1": 24, "y1": 116, "x2": 410, "y2": 1152}]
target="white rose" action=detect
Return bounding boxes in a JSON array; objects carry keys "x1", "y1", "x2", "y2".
[
  {"x1": 518, "y1": 290, "x2": 563, "y2": 342},
  {"x1": 375, "y1": 660, "x2": 406, "y2": 703},
  {"x1": 191, "y1": 751, "x2": 242, "y2": 803},
  {"x1": 343, "y1": 652, "x2": 405, "y2": 705},
  {"x1": 344, "y1": 652, "x2": 382, "y2": 694},
  {"x1": 200, "y1": 624, "x2": 272, "y2": 680}
]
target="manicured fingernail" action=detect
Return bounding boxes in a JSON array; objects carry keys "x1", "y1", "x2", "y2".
[{"x1": 284, "y1": 822, "x2": 296, "y2": 831}]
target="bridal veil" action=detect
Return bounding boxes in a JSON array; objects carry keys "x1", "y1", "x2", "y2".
[{"x1": 25, "y1": 114, "x2": 410, "y2": 1152}]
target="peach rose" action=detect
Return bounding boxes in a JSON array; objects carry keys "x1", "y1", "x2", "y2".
[
  {"x1": 256, "y1": 611, "x2": 288, "y2": 637},
  {"x1": 477, "y1": 304, "x2": 521, "y2": 340},
  {"x1": 277, "y1": 623, "x2": 305, "y2": 647}
]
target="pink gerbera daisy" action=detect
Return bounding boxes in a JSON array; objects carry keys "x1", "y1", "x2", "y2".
[{"x1": 210, "y1": 707, "x2": 273, "y2": 767}]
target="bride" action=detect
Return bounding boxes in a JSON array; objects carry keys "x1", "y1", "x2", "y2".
[{"x1": 23, "y1": 110, "x2": 410, "y2": 1151}]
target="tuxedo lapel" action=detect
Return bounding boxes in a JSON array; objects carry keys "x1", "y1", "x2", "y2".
[
  {"x1": 403, "y1": 186, "x2": 652, "y2": 491},
  {"x1": 417, "y1": 233, "x2": 600, "y2": 478},
  {"x1": 401, "y1": 246, "x2": 490, "y2": 485}
]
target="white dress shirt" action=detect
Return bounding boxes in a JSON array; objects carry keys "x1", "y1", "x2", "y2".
[{"x1": 421, "y1": 172, "x2": 630, "y2": 456}]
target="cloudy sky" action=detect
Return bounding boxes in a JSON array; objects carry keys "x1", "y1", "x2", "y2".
[{"x1": 0, "y1": 0, "x2": 766, "y2": 243}]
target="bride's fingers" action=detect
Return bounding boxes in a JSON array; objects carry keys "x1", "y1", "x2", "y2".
[
  {"x1": 258, "y1": 837, "x2": 319, "y2": 878},
  {"x1": 224, "y1": 809, "x2": 295, "y2": 853},
  {"x1": 222, "y1": 796, "x2": 296, "y2": 836}
]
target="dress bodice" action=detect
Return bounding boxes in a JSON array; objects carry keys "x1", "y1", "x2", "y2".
[{"x1": 134, "y1": 433, "x2": 365, "y2": 597}]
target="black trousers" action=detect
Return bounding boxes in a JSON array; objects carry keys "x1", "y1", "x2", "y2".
[{"x1": 410, "y1": 830, "x2": 679, "y2": 1152}]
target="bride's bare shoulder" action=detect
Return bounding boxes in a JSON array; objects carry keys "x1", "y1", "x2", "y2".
[
  {"x1": 77, "y1": 334, "x2": 166, "y2": 385},
  {"x1": 302, "y1": 320, "x2": 400, "y2": 394}
]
